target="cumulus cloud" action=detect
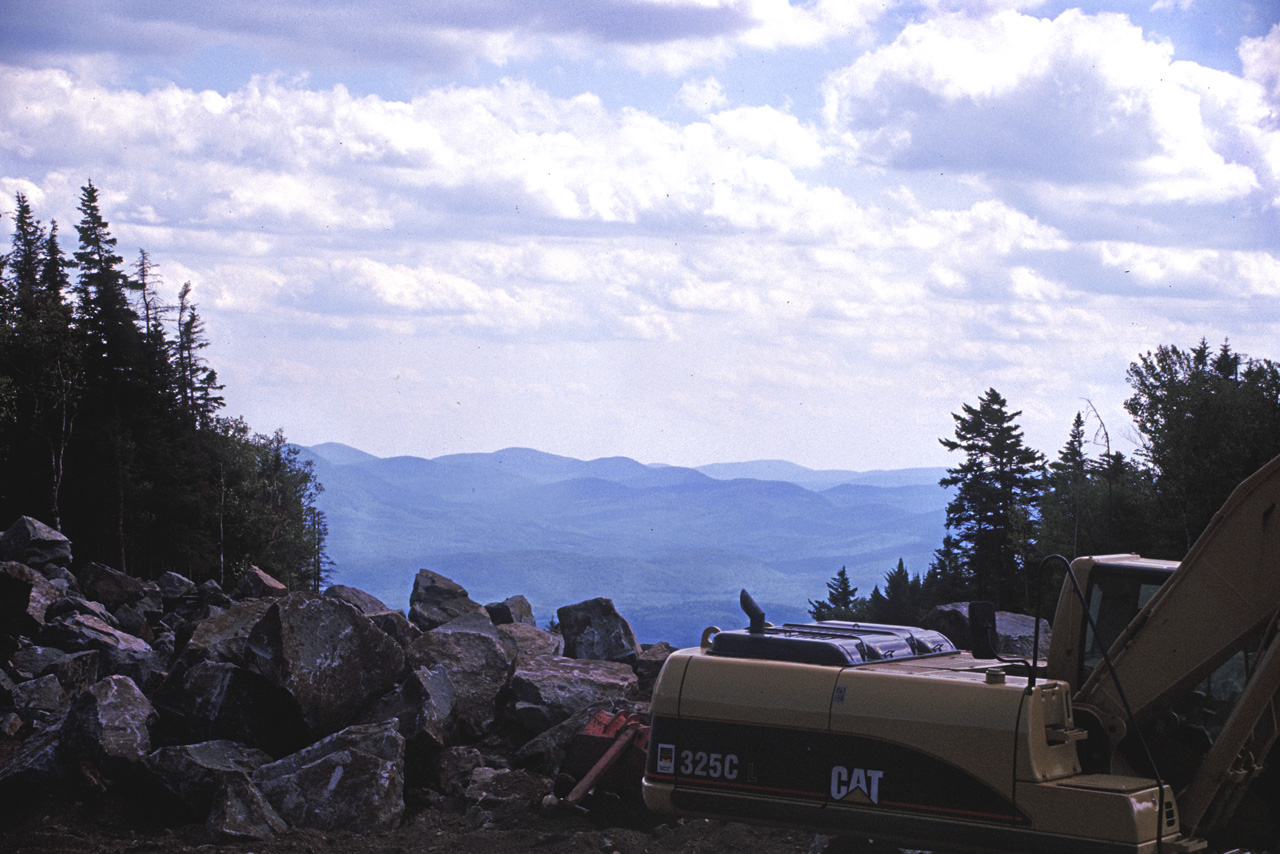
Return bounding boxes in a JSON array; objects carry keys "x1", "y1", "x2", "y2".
[{"x1": 822, "y1": 8, "x2": 1278, "y2": 209}]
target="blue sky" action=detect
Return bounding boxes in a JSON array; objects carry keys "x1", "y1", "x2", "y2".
[{"x1": 2, "y1": 0, "x2": 1278, "y2": 470}]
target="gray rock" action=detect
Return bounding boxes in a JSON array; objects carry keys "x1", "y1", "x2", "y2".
[
  {"x1": 406, "y1": 612, "x2": 516, "y2": 740},
  {"x1": 435, "y1": 745, "x2": 484, "y2": 795},
  {"x1": 498, "y1": 622, "x2": 565, "y2": 666},
  {"x1": 10, "y1": 644, "x2": 69, "y2": 679},
  {"x1": 0, "y1": 718, "x2": 67, "y2": 795},
  {"x1": 47, "y1": 593, "x2": 120, "y2": 628},
  {"x1": 361, "y1": 665, "x2": 456, "y2": 751},
  {"x1": 1, "y1": 560, "x2": 60, "y2": 636},
  {"x1": 513, "y1": 699, "x2": 648, "y2": 776},
  {"x1": 11, "y1": 673, "x2": 69, "y2": 717},
  {"x1": 198, "y1": 579, "x2": 233, "y2": 609},
  {"x1": 244, "y1": 593, "x2": 405, "y2": 738},
  {"x1": 508, "y1": 655, "x2": 637, "y2": 734},
  {"x1": 77, "y1": 562, "x2": 145, "y2": 611},
  {"x1": 112, "y1": 602, "x2": 154, "y2": 643},
  {"x1": 408, "y1": 569, "x2": 484, "y2": 631},
  {"x1": 0, "y1": 516, "x2": 72, "y2": 570},
  {"x1": 464, "y1": 766, "x2": 553, "y2": 812},
  {"x1": 51, "y1": 650, "x2": 102, "y2": 696},
  {"x1": 156, "y1": 571, "x2": 197, "y2": 603},
  {"x1": 175, "y1": 598, "x2": 275, "y2": 670},
  {"x1": 253, "y1": 720, "x2": 405, "y2": 833},
  {"x1": 62, "y1": 675, "x2": 158, "y2": 787},
  {"x1": 635, "y1": 641, "x2": 675, "y2": 697},
  {"x1": 556, "y1": 598, "x2": 641, "y2": 665},
  {"x1": 144, "y1": 739, "x2": 274, "y2": 812},
  {"x1": 37, "y1": 613, "x2": 160, "y2": 688},
  {"x1": 485, "y1": 595, "x2": 536, "y2": 627},
  {"x1": 921, "y1": 603, "x2": 1052, "y2": 658},
  {"x1": 230, "y1": 566, "x2": 288, "y2": 600},
  {"x1": 323, "y1": 584, "x2": 391, "y2": 614},
  {"x1": 370, "y1": 609, "x2": 423, "y2": 648},
  {"x1": 207, "y1": 772, "x2": 288, "y2": 840},
  {"x1": 151, "y1": 660, "x2": 310, "y2": 757}
]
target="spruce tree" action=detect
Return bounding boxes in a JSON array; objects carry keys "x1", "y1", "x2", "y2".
[{"x1": 939, "y1": 388, "x2": 1044, "y2": 611}]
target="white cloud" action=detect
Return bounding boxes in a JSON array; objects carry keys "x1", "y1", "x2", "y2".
[
  {"x1": 822, "y1": 8, "x2": 1278, "y2": 207},
  {"x1": 676, "y1": 76, "x2": 729, "y2": 113}
]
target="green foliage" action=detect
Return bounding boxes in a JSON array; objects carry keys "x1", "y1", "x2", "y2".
[
  {"x1": 939, "y1": 388, "x2": 1044, "y2": 611},
  {"x1": 808, "y1": 566, "x2": 868, "y2": 621},
  {"x1": 0, "y1": 186, "x2": 328, "y2": 589},
  {"x1": 1125, "y1": 339, "x2": 1280, "y2": 555},
  {"x1": 864, "y1": 558, "x2": 923, "y2": 625}
]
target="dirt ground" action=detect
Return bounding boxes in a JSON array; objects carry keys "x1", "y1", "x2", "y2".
[{"x1": 0, "y1": 788, "x2": 825, "y2": 854}]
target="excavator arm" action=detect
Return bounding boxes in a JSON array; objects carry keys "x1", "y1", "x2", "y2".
[{"x1": 1074, "y1": 454, "x2": 1280, "y2": 834}]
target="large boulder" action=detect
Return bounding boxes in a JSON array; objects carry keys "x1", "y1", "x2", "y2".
[
  {"x1": 252, "y1": 720, "x2": 405, "y2": 833},
  {"x1": 78, "y1": 562, "x2": 145, "y2": 612},
  {"x1": 143, "y1": 739, "x2": 275, "y2": 814},
  {"x1": 408, "y1": 569, "x2": 484, "y2": 631},
  {"x1": 498, "y1": 622, "x2": 564, "y2": 666},
  {"x1": 921, "y1": 603, "x2": 1052, "y2": 658},
  {"x1": 0, "y1": 561, "x2": 60, "y2": 638},
  {"x1": 635, "y1": 642, "x2": 675, "y2": 698},
  {"x1": 508, "y1": 655, "x2": 637, "y2": 734},
  {"x1": 0, "y1": 516, "x2": 71, "y2": 571},
  {"x1": 556, "y1": 598, "x2": 641, "y2": 665},
  {"x1": 360, "y1": 664, "x2": 456, "y2": 752},
  {"x1": 175, "y1": 598, "x2": 275, "y2": 670},
  {"x1": 62, "y1": 674, "x2": 158, "y2": 787},
  {"x1": 156, "y1": 571, "x2": 198, "y2": 605},
  {"x1": 151, "y1": 660, "x2": 310, "y2": 757},
  {"x1": 485, "y1": 594, "x2": 536, "y2": 626},
  {"x1": 37, "y1": 613, "x2": 161, "y2": 688},
  {"x1": 230, "y1": 566, "x2": 288, "y2": 600},
  {"x1": 243, "y1": 593, "x2": 405, "y2": 738},
  {"x1": 0, "y1": 719, "x2": 67, "y2": 796},
  {"x1": 406, "y1": 612, "x2": 516, "y2": 740},
  {"x1": 323, "y1": 584, "x2": 390, "y2": 614},
  {"x1": 11, "y1": 673, "x2": 70, "y2": 719},
  {"x1": 207, "y1": 771, "x2": 288, "y2": 840}
]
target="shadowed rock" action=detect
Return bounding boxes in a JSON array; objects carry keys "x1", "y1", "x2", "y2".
[
  {"x1": 78, "y1": 562, "x2": 145, "y2": 612},
  {"x1": 207, "y1": 772, "x2": 288, "y2": 840},
  {"x1": 143, "y1": 739, "x2": 274, "y2": 813},
  {"x1": 243, "y1": 593, "x2": 405, "y2": 738},
  {"x1": 408, "y1": 569, "x2": 484, "y2": 631},
  {"x1": 921, "y1": 602, "x2": 1051, "y2": 658},
  {"x1": 556, "y1": 598, "x2": 641, "y2": 665},
  {"x1": 230, "y1": 567, "x2": 288, "y2": 600},
  {"x1": 252, "y1": 720, "x2": 405, "y2": 833},
  {"x1": 406, "y1": 612, "x2": 515, "y2": 740},
  {"x1": 62, "y1": 675, "x2": 158, "y2": 788},
  {"x1": 0, "y1": 516, "x2": 71, "y2": 571},
  {"x1": 497, "y1": 622, "x2": 564, "y2": 666},
  {"x1": 1, "y1": 561, "x2": 60, "y2": 639},
  {"x1": 485, "y1": 594, "x2": 536, "y2": 626},
  {"x1": 508, "y1": 655, "x2": 637, "y2": 734}
]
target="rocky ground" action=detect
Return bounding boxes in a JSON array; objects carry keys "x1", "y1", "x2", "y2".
[{"x1": 1, "y1": 515, "x2": 847, "y2": 854}]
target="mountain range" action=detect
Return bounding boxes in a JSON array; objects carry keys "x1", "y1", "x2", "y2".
[{"x1": 300, "y1": 444, "x2": 951, "y2": 647}]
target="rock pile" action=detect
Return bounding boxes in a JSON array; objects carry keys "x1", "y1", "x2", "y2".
[{"x1": 0, "y1": 516, "x2": 664, "y2": 841}]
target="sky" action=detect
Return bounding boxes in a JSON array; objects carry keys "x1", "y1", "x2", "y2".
[{"x1": 1, "y1": 0, "x2": 1278, "y2": 472}]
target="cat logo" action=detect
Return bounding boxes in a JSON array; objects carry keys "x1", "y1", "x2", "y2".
[{"x1": 830, "y1": 765, "x2": 884, "y2": 804}]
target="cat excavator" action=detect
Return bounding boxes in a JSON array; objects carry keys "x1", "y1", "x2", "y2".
[{"x1": 643, "y1": 454, "x2": 1280, "y2": 852}]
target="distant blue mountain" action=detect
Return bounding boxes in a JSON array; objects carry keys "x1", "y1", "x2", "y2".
[{"x1": 301, "y1": 445, "x2": 951, "y2": 647}]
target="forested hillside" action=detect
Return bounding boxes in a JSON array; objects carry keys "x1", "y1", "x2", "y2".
[
  {"x1": 812, "y1": 341, "x2": 1280, "y2": 624},
  {"x1": 0, "y1": 185, "x2": 328, "y2": 590}
]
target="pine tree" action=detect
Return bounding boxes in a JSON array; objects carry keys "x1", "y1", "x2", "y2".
[
  {"x1": 865, "y1": 559, "x2": 922, "y2": 625},
  {"x1": 808, "y1": 566, "x2": 866, "y2": 621},
  {"x1": 939, "y1": 388, "x2": 1045, "y2": 611}
]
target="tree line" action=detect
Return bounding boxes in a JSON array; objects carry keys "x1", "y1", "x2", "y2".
[
  {"x1": 0, "y1": 184, "x2": 329, "y2": 591},
  {"x1": 811, "y1": 339, "x2": 1280, "y2": 623}
]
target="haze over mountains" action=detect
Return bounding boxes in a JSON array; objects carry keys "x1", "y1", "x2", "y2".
[{"x1": 301, "y1": 444, "x2": 950, "y2": 647}]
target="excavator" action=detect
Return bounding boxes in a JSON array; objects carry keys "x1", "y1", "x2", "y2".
[{"x1": 642, "y1": 454, "x2": 1280, "y2": 852}]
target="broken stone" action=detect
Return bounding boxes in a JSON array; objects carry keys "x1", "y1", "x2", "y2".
[
  {"x1": 497, "y1": 622, "x2": 565, "y2": 666},
  {"x1": 37, "y1": 613, "x2": 160, "y2": 688},
  {"x1": 174, "y1": 597, "x2": 275, "y2": 670},
  {"x1": 77, "y1": 562, "x2": 145, "y2": 611},
  {"x1": 207, "y1": 772, "x2": 288, "y2": 840},
  {"x1": 0, "y1": 560, "x2": 60, "y2": 637},
  {"x1": 46, "y1": 593, "x2": 120, "y2": 627},
  {"x1": 0, "y1": 516, "x2": 72, "y2": 571},
  {"x1": 156, "y1": 571, "x2": 197, "y2": 603},
  {"x1": 408, "y1": 568, "x2": 484, "y2": 631},
  {"x1": 406, "y1": 612, "x2": 515, "y2": 740},
  {"x1": 485, "y1": 595, "x2": 536, "y2": 627},
  {"x1": 62, "y1": 675, "x2": 158, "y2": 786},
  {"x1": 197, "y1": 579, "x2": 233, "y2": 609},
  {"x1": 151, "y1": 660, "x2": 309, "y2": 757},
  {"x1": 230, "y1": 566, "x2": 288, "y2": 600},
  {"x1": 556, "y1": 598, "x2": 642, "y2": 666},
  {"x1": 435, "y1": 745, "x2": 484, "y2": 796},
  {"x1": 323, "y1": 584, "x2": 391, "y2": 614},
  {"x1": 143, "y1": 739, "x2": 274, "y2": 813},
  {"x1": 370, "y1": 609, "x2": 423, "y2": 648},
  {"x1": 0, "y1": 717, "x2": 67, "y2": 796},
  {"x1": 921, "y1": 603, "x2": 1051, "y2": 658},
  {"x1": 112, "y1": 602, "x2": 154, "y2": 644},
  {"x1": 243, "y1": 593, "x2": 405, "y2": 738},
  {"x1": 252, "y1": 720, "x2": 405, "y2": 833},
  {"x1": 508, "y1": 655, "x2": 638, "y2": 734},
  {"x1": 11, "y1": 673, "x2": 69, "y2": 718},
  {"x1": 635, "y1": 642, "x2": 675, "y2": 698}
]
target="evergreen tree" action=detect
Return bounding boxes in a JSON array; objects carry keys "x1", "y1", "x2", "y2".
[
  {"x1": 921, "y1": 533, "x2": 969, "y2": 608},
  {"x1": 939, "y1": 388, "x2": 1044, "y2": 611},
  {"x1": 808, "y1": 566, "x2": 867, "y2": 621},
  {"x1": 865, "y1": 558, "x2": 923, "y2": 625},
  {"x1": 1126, "y1": 339, "x2": 1280, "y2": 554}
]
